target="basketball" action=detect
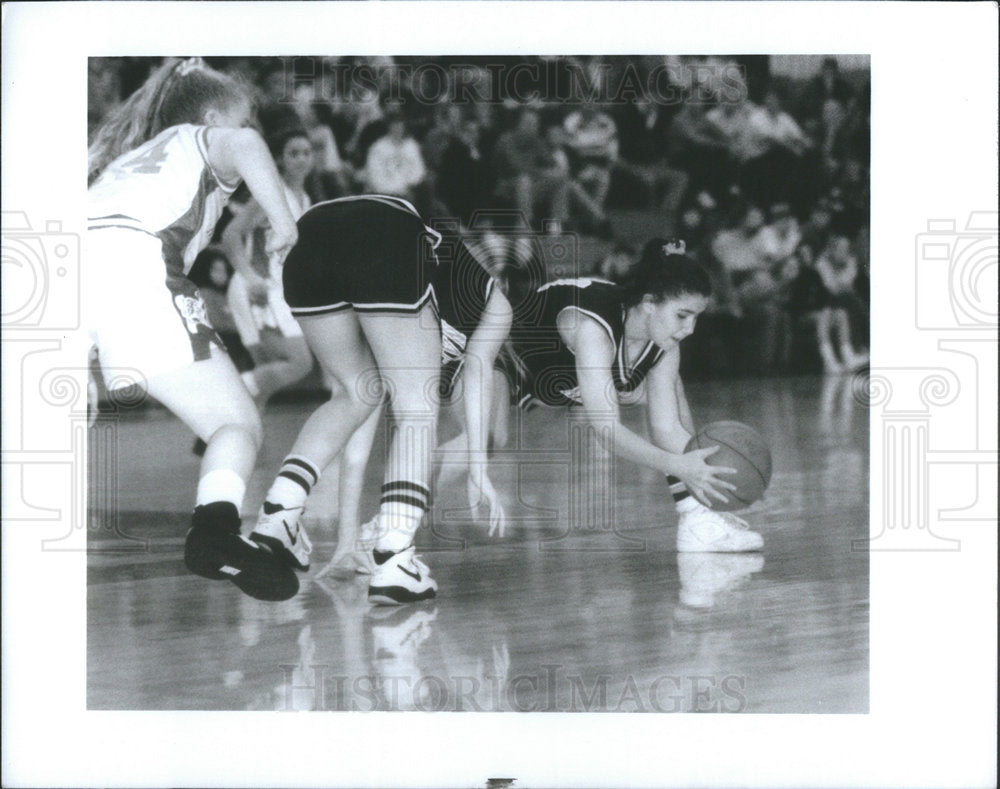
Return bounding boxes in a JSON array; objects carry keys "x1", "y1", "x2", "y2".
[{"x1": 685, "y1": 421, "x2": 773, "y2": 512}]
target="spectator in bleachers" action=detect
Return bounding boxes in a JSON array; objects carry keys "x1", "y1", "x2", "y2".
[
  {"x1": 341, "y1": 83, "x2": 386, "y2": 165},
  {"x1": 255, "y1": 63, "x2": 302, "y2": 136},
  {"x1": 709, "y1": 203, "x2": 794, "y2": 371},
  {"x1": 828, "y1": 156, "x2": 869, "y2": 236},
  {"x1": 362, "y1": 115, "x2": 427, "y2": 203},
  {"x1": 797, "y1": 197, "x2": 835, "y2": 264},
  {"x1": 492, "y1": 108, "x2": 570, "y2": 230},
  {"x1": 562, "y1": 104, "x2": 619, "y2": 216},
  {"x1": 741, "y1": 86, "x2": 814, "y2": 205},
  {"x1": 422, "y1": 104, "x2": 465, "y2": 173},
  {"x1": 613, "y1": 96, "x2": 689, "y2": 221},
  {"x1": 291, "y1": 83, "x2": 353, "y2": 200},
  {"x1": 598, "y1": 242, "x2": 637, "y2": 283},
  {"x1": 801, "y1": 57, "x2": 855, "y2": 173},
  {"x1": 544, "y1": 124, "x2": 609, "y2": 232},
  {"x1": 754, "y1": 202, "x2": 802, "y2": 271},
  {"x1": 787, "y1": 233, "x2": 868, "y2": 374},
  {"x1": 667, "y1": 101, "x2": 732, "y2": 200},
  {"x1": 437, "y1": 116, "x2": 492, "y2": 226}
]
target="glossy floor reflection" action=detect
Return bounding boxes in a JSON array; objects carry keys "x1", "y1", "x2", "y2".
[{"x1": 88, "y1": 373, "x2": 869, "y2": 712}]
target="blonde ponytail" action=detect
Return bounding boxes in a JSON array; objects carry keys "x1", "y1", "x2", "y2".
[{"x1": 88, "y1": 57, "x2": 251, "y2": 184}]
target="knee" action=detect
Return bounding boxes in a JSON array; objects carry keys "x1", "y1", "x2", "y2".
[
  {"x1": 241, "y1": 407, "x2": 264, "y2": 449},
  {"x1": 213, "y1": 404, "x2": 262, "y2": 449}
]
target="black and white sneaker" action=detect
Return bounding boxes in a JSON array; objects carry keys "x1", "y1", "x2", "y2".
[
  {"x1": 367, "y1": 546, "x2": 438, "y2": 605},
  {"x1": 250, "y1": 501, "x2": 313, "y2": 571},
  {"x1": 184, "y1": 502, "x2": 299, "y2": 601}
]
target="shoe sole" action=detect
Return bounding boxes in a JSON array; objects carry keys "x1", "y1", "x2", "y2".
[
  {"x1": 250, "y1": 532, "x2": 310, "y2": 572},
  {"x1": 185, "y1": 530, "x2": 299, "y2": 601},
  {"x1": 368, "y1": 585, "x2": 437, "y2": 606},
  {"x1": 677, "y1": 543, "x2": 764, "y2": 553}
]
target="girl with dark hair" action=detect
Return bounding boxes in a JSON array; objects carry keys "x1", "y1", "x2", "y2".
[
  {"x1": 508, "y1": 238, "x2": 764, "y2": 552},
  {"x1": 87, "y1": 57, "x2": 300, "y2": 600}
]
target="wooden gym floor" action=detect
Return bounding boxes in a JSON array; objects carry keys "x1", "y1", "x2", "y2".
[{"x1": 87, "y1": 374, "x2": 868, "y2": 713}]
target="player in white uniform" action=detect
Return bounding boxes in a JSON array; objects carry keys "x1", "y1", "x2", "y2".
[
  {"x1": 223, "y1": 128, "x2": 316, "y2": 408},
  {"x1": 87, "y1": 58, "x2": 300, "y2": 601}
]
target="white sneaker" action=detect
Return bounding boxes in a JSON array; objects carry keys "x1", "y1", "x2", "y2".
[
  {"x1": 677, "y1": 504, "x2": 764, "y2": 553},
  {"x1": 250, "y1": 501, "x2": 313, "y2": 571},
  {"x1": 368, "y1": 546, "x2": 438, "y2": 605}
]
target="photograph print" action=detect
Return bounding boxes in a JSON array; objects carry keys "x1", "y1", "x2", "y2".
[{"x1": 84, "y1": 53, "x2": 871, "y2": 714}]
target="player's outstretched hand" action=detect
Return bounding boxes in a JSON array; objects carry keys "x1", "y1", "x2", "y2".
[
  {"x1": 468, "y1": 470, "x2": 506, "y2": 538},
  {"x1": 674, "y1": 445, "x2": 738, "y2": 506}
]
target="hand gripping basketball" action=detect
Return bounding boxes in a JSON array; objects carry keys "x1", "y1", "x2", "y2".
[{"x1": 684, "y1": 421, "x2": 773, "y2": 512}]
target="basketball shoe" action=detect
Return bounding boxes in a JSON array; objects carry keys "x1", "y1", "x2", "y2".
[
  {"x1": 676, "y1": 503, "x2": 764, "y2": 552},
  {"x1": 250, "y1": 502, "x2": 313, "y2": 571},
  {"x1": 368, "y1": 546, "x2": 438, "y2": 605},
  {"x1": 184, "y1": 501, "x2": 299, "y2": 601}
]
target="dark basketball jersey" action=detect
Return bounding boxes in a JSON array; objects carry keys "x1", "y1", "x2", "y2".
[
  {"x1": 431, "y1": 234, "x2": 496, "y2": 362},
  {"x1": 510, "y1": 278, "x2": 665, "y2": 407}
]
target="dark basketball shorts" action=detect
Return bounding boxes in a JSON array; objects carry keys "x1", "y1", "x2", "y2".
[{"x1": 283, "y1": 200, "x2": 438, "y2": 318}]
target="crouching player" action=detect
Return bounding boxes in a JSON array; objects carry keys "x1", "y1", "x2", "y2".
[{"x1": 508, "y1": 239, "x2": 764, "y2": 551}]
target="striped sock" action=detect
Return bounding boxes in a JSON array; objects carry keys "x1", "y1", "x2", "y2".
[
  {"x1": 265, "y1": 455, "x2": 321, "y2": 511},
  {"x1": 374, "y1": 481, "x2": 430, "y2": 556},
  {"x1": 667, "y1": 474, "x2": 698, "y2": 513}
]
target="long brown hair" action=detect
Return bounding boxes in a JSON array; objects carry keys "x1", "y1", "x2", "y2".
[{"x1": 88, "y1": 57, "x2": 254, "y2": 184}]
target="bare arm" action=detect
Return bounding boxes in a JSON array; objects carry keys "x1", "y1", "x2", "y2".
[
  {"x1": 675, "y1": 368, "x2": 697, "y2": 438},
  {"x1": 571, "y1": 315, "x2": 678, "y2": 472},
  {"x1": 206, "y1": 127, "x2": 298, "y2": 256},
  {"x1": 645, "y1": 346, "x2": 694, "y2": 452},
  {"x1": 571, "y1": 315, "x2": 735, "y2": 503},
  {"x1": 460, "y1": 287, "x2": 513, "y2": 535}
]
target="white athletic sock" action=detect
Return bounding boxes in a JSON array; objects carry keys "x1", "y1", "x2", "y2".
[
  {"x1": 265, "y1": 455, "x2": 321, "y2": 510},
  {"x1": 376, "y1": 507, "x2": 424, "y2": 553},
  {"x1": 667, "y1": 474, "x2": 698, "y2": 513},
  {"x1": 197, "y1": 469, "x2": 247, "y2": 508},
  {"x1": 375, "y1": 481, "x2": 430, "y2": 553}
]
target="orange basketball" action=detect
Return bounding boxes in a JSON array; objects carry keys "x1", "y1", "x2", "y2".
[{"x1": 685, "y1": 421, "x2": 772, "y2": 512}]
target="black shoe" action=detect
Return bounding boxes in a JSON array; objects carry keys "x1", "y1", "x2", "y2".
[{"x1": 184, "y1": 502, "x2": 299, "y2": 601}]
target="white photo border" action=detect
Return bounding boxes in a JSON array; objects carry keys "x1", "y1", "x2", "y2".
[{"x1": 2, "y1": 2, "x2": 997, "y2": 787}]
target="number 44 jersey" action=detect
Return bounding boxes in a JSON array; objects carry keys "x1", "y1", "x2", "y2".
[{"x1": 89, "y1": 124, "x2": 241, "y2": 276}]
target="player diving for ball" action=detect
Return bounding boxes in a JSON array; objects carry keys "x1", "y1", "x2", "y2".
[
  {"x1": 248, "y1": 195, "x2": 512, "y2": 604},
  {"x1": 505, "y1": 238, "x2": 764, "y2": 552}
]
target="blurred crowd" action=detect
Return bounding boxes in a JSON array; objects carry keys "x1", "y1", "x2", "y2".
[{"x1": 90, "y1": 55, "x2": 870, "y2": 378}]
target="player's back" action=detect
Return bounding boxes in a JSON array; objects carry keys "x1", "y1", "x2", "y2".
[{"x1": 89, "y1": 124, "x2": 240, "y2": 272}]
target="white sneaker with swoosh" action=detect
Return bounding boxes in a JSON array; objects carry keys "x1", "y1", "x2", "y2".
[
  {"x1": 368, "y1": 546, "x2": 437, "y2": 605},
  {"x1": 250, "y1": 501, "x2": 313, "y2": 571}
]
